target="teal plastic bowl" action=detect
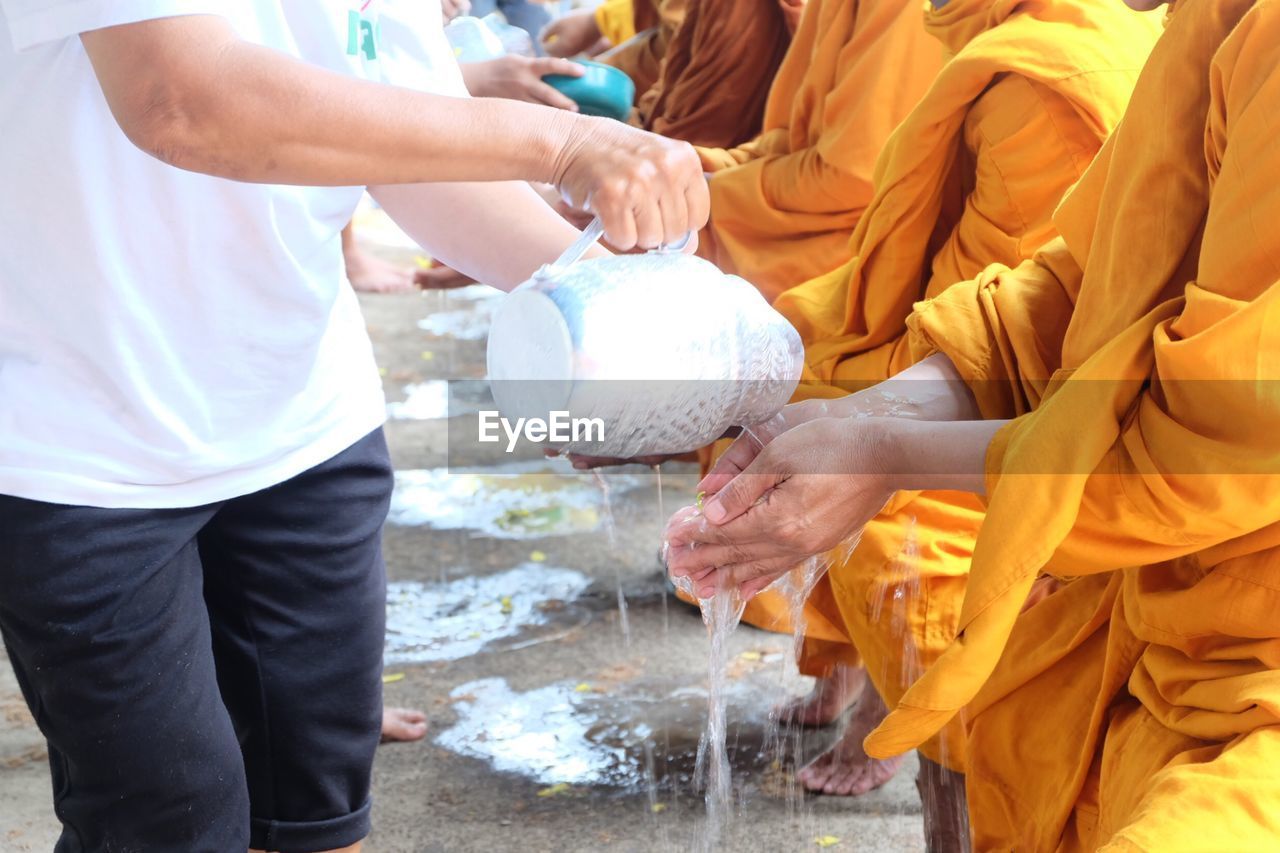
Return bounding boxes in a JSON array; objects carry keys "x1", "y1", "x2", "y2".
[{"x1": 543, "y1": 60, "x2": 635, "y2": 122}]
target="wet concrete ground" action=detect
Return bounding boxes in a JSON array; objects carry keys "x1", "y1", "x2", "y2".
[{"x1": 0, "y1": 216, "x2": 925, "y2": 852}]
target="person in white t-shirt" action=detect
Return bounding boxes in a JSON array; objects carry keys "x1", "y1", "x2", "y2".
[{"x1": 0, "y1": 2, "x2": 707, "y2": 851}]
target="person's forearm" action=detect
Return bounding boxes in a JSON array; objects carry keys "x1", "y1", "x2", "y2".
[
  {"x1": 871, "y1": 417, "x2": 1007, "y2": 495},
  {"x1": 827, "y1": 353, "x2": 984, "y2": 422},
  {"x1": 371, "y1": 181, "x2": 607, "y2": 290},
  {"x1": 82, "y1": 16, "x2": 580, "y2": 187}
]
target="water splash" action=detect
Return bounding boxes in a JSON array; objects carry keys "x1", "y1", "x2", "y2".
[
  {"x1": 384, "y1": 563, "x2": 591, "y2": 664},
  {"x1": 435, "y1": 673, "x2": 777, "y2": 792},
  {"x1": 690, "y1": 585, "x2": 748, "y2": 851}
]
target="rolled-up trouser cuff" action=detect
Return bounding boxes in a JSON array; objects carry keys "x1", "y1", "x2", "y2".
[{"x1": 251, "y1": 797, "x2": 372, "y2": 853}]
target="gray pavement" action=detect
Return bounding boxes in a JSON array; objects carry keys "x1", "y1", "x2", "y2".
[{"x1": 0, "y1": 221, "x2": 925, "y2": 852}]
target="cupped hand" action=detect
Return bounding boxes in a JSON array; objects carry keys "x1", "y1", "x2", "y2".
[
  {"x1": 664, "y1": 418, "x2": 896, "y2": 600},
  {"x1": 539, "y1": 9, "x2": 602, "y2": 58},
  {"x1": 551, "y1": 118, "x2": 709, "y2": 250},
  {"x1": 698, "y1": 398, "x2": 839, "y2": 497},
  {"x1": 464, "y1": 55, "x2": 585, "y2": 110}
]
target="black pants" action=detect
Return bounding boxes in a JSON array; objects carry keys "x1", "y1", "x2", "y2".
[{"x1": 0, "y1": 429, "x2": 393, "y2": 853}]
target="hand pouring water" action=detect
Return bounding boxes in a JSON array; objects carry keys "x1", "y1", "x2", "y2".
[{"x1": 486, "y1": 219, "x2": 804, "y2": 458}]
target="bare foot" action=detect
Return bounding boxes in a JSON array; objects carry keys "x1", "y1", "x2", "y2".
[
  {"x1": 796, "y1": 680, "x2": 904, "y2": 796},
  {"x1": 380, "y1": 707, "x2": 428, "y2": 744},
  {"x1": 345, "y1": 245, "x2": 416, "y2": 293},
  {"x1": 775, "y1": 664, "x2": 867, "y2": 727},
  {"x1": 414, "y1": 264, "x2": 475, "y2": 290}
]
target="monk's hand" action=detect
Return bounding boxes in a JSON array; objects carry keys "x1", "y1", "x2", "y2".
[
  {"x1": 549, "y1": 117, "x2": 709, "y2": 250},
  {"x1": 539, "y1": 9, "x2": 603, "y2": 58},
  {"x1": 697, "y1": 399, "x2": 839, "y2": 498},
  {"x1": 664, "y1": 418, "x2": 895, "y2": 600},
  {"x1": 698, "y1": 389, "x2": 913, "y2": 497},
  {"x1": 461, "y1": 56, "x2": 585, "y2": 111}
]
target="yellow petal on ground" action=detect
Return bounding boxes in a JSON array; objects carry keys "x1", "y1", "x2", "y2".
[
  {"x1": 650, "y1": 803, "x2": 667, "y2": 813},
  {"x1": 814, "y1": 836, "x2": 841, "y2": 848},
  {"x1": 537, "y1": 782, "x2": 570, "y2": 798},
  {"x1": 382, "y1": 673, "x2": 405, "y2": 684},
  {"x1": 500, "y1": 595, "x2": 514, "y2": 615},
  {"x1": 529, "y1": 550, "x2": 547, "y2": 562},
  {"x1": 420, "y1": 351, "x2": 435, "y2": 361},
  {"x1": 574, "y1": 683, "x2": 591, "y2": 693}
]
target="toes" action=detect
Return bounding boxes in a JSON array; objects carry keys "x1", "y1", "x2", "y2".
[
  {"x1": 797, "y1": 754, "x2": 835, "y2": 791},
  {"x1": 823, "y1": 765, "x2": 862, "y2": 796},
  {"x1": 848, "y1": 757, "x2": 903, "y2": 796},
  {"x1": 381, "y1": 707, "x2": 429, "y2": 743}
]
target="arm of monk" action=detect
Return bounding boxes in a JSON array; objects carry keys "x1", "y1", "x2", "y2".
[
  {"x1": 906, "y1": 237, "x2": 1084, "y2": 419},
  {"x1": 910, "y1": 28, "x2": 1280, "y2": 570}
]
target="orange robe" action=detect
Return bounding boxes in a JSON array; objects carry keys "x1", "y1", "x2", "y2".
[
  {"x1": 635, "y1": 0, "x2": 795, "y2": 148},
  {"x1": 693, "y1": 0, "x2": 943, "y2": 300},
  {"x1": 865, "y1": 0, "x2": 1280, "y2": 845},
  {"x1": 734, "y1": 0, "x2": 1161, "y2": 770}
]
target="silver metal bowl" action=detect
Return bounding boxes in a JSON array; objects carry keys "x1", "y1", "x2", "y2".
[{"x1": 485, "y1": 221, "x2": 803, "y2": 457}]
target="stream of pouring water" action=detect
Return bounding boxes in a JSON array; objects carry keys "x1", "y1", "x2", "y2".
[
  {"x1": 593, "y1": 469, "x2": 631, "y2": 646},
  {"x1": 681, "y1": 577, "x2": 746, "y2": 852},
  {"x1": 654, "y1": 464, "x2": 670, "y2": 635}
]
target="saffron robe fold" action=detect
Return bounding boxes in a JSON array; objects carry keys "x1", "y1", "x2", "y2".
[
  {"x1": 693, "y1": 0, "x2": 942, "y2": 299},
  {"x1": 732, "y1": 0, "x2": 1159, "y2": 769},
  {"x1": 871, "y1": 0, "x2": 1280, "y2": 845}
]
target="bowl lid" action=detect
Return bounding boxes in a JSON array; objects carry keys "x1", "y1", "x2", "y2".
[{"x1": 486, "y1": 287, "x2": 575, "y2": 420}]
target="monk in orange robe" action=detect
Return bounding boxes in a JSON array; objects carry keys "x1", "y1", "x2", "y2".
[
  {"x1": 544, "y1": 0, "x2": 795, "y2": 149},
  {"x1": 714, "y1": 0, "x2": 1159, "y2": 800},
  {"x1": 634, "y1": 0, "x2": 796, "y2": 148},
  {"x1": 693, "y1": 0, "x2": 943, "y2": 300},
  {"x1": 670, "y1": 0, "x2": 1280, "y2": 845}
]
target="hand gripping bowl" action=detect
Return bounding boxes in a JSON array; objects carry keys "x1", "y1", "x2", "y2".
[{"x1": 486, "y1": 220, "x2": 805, "y2": 458}]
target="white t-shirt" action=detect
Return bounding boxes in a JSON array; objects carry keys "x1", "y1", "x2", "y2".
[{"x1": 0, "y1": 1, "x2": 467, "y2": 508}]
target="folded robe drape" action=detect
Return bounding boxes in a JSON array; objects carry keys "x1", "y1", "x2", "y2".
[
  {"x1": 693, "y1": 0, "x2": 942, "y2": 300},
  {"x1": 872, "y1": 0, "x2": 1280, "y2": 845},
  {"x1": 728, "y1": 0, "x2": 1159, "y2": 769}
]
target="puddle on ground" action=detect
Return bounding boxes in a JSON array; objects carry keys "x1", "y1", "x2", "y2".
[
  {"x1": 417, "y1": 286, "x2": 501, "y2": 341},
  {"x1": 387, "y1": 460, "x2": 649, "y2": 539},
  {"x1": 386, "y1": 380, "x2": 450, "y2": 420},
  {"x1": 385, "y1": 379, "x2": 491, "y2": 421},
  {"x1": 435, "y1": 672, "x2": 784, "y2": 792},
  {"x1": 385, "y1": 563, "x2": 591, "y2": 664}
]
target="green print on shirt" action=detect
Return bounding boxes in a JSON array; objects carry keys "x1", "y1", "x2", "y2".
[{"x1": 346, "y1": 9, "x2": 380, "y2": 60}]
